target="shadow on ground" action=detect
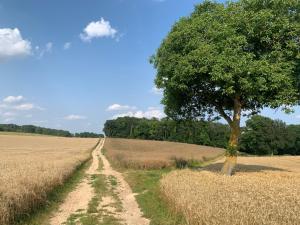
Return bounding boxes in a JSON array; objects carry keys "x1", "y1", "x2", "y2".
[{"x1": 197, "y1": 163, "x2": 289, "y2": 173}]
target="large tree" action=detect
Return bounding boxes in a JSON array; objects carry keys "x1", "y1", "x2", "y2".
[{"x1": 151, "y1": 0, "x2": 300, "y2": 175}]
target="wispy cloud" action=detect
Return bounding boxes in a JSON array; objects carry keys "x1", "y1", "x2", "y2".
[
  {"x1": 106, "y1": 104, "x2": 136, "y2": 111},
  {"x1": 3, "y1": 117, "x2": 15, "y2": 123},
  {"x1": 112, "y1": 106, "x2": 165, "y2": 119},
  {"x1": 36, "y1": 42, "x2": 53, "y2": 59},
  {"x1": 0, "y1": 95, "x2": 45, "y2": 123},
  {"x1": 3, "y1": 95, "x2": 24, "y2": 103},
  {"x1": 2, "y1": 112, "x2": 16, "y2": 117},
  {"x1": 14, "y1": 103, "x2": 35, "y2": 111},
  {"x1": 80, "y1": 18, "x2": 117, "y2": 42},
  {"x1": 64, "y1": 114, "x2": 87, "y2": 120},
  {"x1": 63, "y1": 42, "x2": 71, "y2": 50}
]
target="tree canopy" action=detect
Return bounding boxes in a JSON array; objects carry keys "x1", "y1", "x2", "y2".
[
  {"x1": 151, "y1": 0, "x2": 300, "y2": 174},
  {"x1": 152, "y1": 0, "x2": 300, "y2": 121}
]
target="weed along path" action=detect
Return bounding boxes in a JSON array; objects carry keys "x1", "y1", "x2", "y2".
[{"x1": 49, "y1": 138, "x2": 149, "y2": 225}]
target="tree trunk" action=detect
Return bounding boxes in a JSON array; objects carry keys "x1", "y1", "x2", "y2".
[
  {"x1": 221, "y1": 96, "x2": 242, "y2": 176},
  {"x1": 221, "y1": 125, "x2": 239, "y2": 175}
]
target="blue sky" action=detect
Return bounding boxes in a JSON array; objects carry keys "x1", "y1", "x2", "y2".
[{"x1": 0, "y1": 0, "x2": 299, "y2": 133}]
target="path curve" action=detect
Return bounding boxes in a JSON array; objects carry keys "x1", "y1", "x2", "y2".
[{"x1": 100, "y1": 138, "x2": 150, "y2": 225}]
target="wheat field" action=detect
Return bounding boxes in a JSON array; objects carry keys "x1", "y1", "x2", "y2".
[
  {"x1": 0, "y1": 134, "x2": 98, "y2": 225},
  {"x1": 160, "y1": 156, "x2": 300, "y2": 225},
  {"x1": 104, "y1": 138, "x2": 224, "y2": 169}
]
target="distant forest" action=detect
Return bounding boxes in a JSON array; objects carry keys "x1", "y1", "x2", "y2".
[
  {"x1": 103, "y1": 116, "x2": 300, "y2": 155},
  {"x1": 0, "y1": 124, "x2": 103, "y2": 138}
]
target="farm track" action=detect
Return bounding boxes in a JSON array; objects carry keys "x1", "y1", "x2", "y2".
[
  {"x1": 49, "y1": 138, "x2": 149, "y2": 225},
  {"x1": 99, "y1": 139, "x2": 150, "y2": 225},
  {"x1": 49, "y1": 140, "x2": 103, "y2": 225}
]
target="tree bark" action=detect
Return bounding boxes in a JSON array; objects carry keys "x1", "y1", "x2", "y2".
[{"x1": 221, "y1": 96, "x2": 242, "y2": 176}]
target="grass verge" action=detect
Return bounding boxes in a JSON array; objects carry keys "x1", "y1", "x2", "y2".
[
  {"x1": 16, "y1": 159, "x2": 91, "y2": 225},
  {"x1": 124, "y1": 169, "x2": 186, "y2": 225},
  {"x1": 103, "y1": 147, "x2": 186, "y2": 225},
  {"x1": 16, "y1": 139, "x2": 101, "y2": 225}
]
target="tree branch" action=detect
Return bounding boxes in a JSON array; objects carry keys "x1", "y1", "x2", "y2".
[{"x1": 216, "y1": 106, "x2": 233, "y2": 125}]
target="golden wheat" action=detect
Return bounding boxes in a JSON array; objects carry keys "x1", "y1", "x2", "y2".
[
  {"x1": 160, "y1": 156, "x2": 300, "y2": 225},
  {"x1": 104, "y1": 138, "x2": 224, "y2": 169},
  {"x1": 0, "y1": 134, "x2": 98, "y2": 225}
]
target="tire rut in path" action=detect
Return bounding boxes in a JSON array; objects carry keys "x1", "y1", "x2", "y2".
[
  {"x1": 49, "y1": 139, "x2": 103, "y2": 225},
  {"x1": 49, "y1": 138, "x2": 150, "y2": 225},
  {"x1": 99, "y1": 138, "x2": 150, "y2": 225}
]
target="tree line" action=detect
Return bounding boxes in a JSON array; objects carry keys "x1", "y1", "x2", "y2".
[
  {"x1": 240, "y1": 115, "x2": 300, "y2": 156},
  {"x1": 0, "y1": 124, "x2": 103, "y2": 138},
  {"x1": 104, "y1": 117, "x2": 230, "y2": 148},
  {"x1": 103, "y1": 116, "x2": 300, "y2": 155}
]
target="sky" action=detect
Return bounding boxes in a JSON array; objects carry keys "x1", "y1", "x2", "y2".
[{"x1": 0, "y1": 0, "x2": 299, "y2": 133}]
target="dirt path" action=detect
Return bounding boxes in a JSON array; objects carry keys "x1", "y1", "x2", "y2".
[
  {"x1": 49, "y1": 138, "x2": 149, "y2": 225},
  {"x1": 99, "y1": 139, "x2": 150, "y2": 225},
  {"x1": 49, "y1": 139, "x2": 104, "y2": 225}
]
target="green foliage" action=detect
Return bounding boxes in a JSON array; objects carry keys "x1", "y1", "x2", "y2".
[
  {"x1": 75, "y1": 132, "x2": 104, "y2": 138},
  {"x1": 152, "y1": 0, "x2": 300, "y2": 122},
  {"x1": 226, "y1": 145, "x2": 238, "y2": 156},
  {"x1": 103, "y1": 117, "x2": 230, "y2": 148},
  {"x1": 0, "y1": 124, "x2": 104, "y2": 138},
  {"x1": 172, "y1": 157, "x2": 188, "y2": 169},
  {"x1": 125, "y1": 169, "x2": 186, "y2": 225},
  {"x1": 240, "y1": 115, "x2": 300, "y2": 155},
  {"x1": 0, "y1": 124, "x2": 73, "y2": 137}
]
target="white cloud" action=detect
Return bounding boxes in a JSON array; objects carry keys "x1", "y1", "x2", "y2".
[
  {"x1": 0, "y1": 28, "x2": 31, "y2": 60},
  {"x1": 3, "y1": 95, "x2": 24, "y2": 103},
  {"x1": 151, "y1": 86, "x2": 163, "y2": 95},
  {"x1": 1, "y1": 96, "x2": 44, "y2": 111},
  {"x1": 296, "y1": 115, "x2": 300, "y2": 119},
  {"x1": 107, "y1": 104, "x2": 136, "y2": 111},
  {"x1": 112, "y1": 107, "x2": 165, "y2": 119},
  {"x1": 80, "y1": 18, "x2": 117, "y2": 42},
  {"x1": 63, "y1": 42, "x2": 71, "y2": 50},
  {"x1": 14, "y1": 103, "x2": 34, "y2": 111},
  {"x1": 0, "y1": 96, "x2": 44, "y2": 123},
  {"x1": 64, "y1": 114, "x2": 87, "y2": 120}
]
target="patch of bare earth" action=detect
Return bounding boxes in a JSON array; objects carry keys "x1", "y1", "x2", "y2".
[{"x1": 49, "y1": 139, "x2": 103, "y2": 225}]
